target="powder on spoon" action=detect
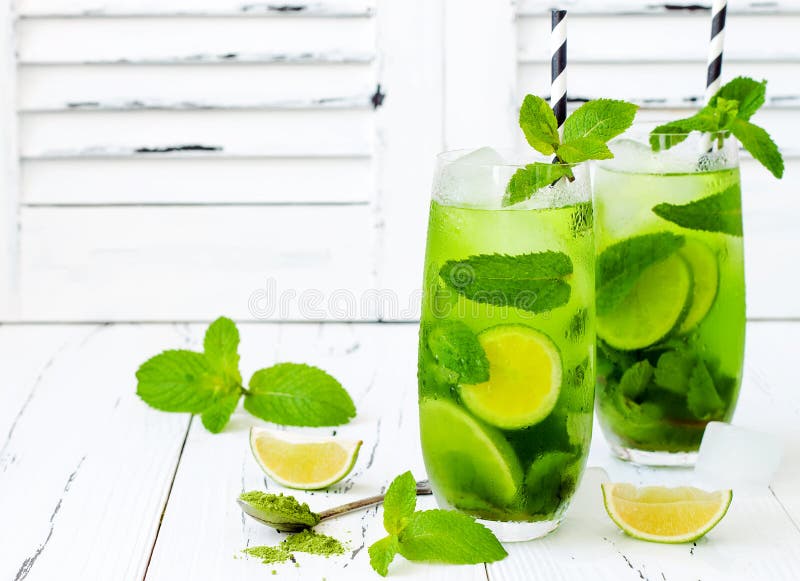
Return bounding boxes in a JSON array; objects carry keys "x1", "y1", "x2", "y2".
[{"x1": 239, "y1": 491, "x2": 320, "y2": 528}]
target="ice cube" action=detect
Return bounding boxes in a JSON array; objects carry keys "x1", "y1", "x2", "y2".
[
  {"x1": 435, "y1": 147, "x2": 506, "y2": 208},
  {"x1": 606, "y1": 138, "x2": 657, "y2": 173},
  {"x1": 694, "y1": 422, "x2": 784, "y2": 493}
]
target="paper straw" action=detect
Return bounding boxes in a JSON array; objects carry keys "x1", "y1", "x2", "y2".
[
  {"x1": 550, "y1": 9, "x2": 568, "y2": 132},
  {"x1": 705, "y1": 0, "x2": 727, "y2": 103}
]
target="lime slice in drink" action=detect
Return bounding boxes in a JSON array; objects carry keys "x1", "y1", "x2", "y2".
[
  {"x1": 419, "y1": 398, "x2": 522, "y2": 506},
  {"x1": 459, "y1": 324, "x2": 562, "y2": 429},
  {"x1": 597, "y1": 254, "x2": 692, "y2": 351},
  {"x1": 677, "y1": 239, "x2": 719, "y2": 334},
  {"x1": 602, "y1": 483, "x2": 732, "y2": 543},
  {"x1": 249, "y1": 427, "x2": 361, "y2": 490}
]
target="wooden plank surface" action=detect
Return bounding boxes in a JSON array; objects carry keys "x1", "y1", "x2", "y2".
[
  {"x1": 517, "y1": 0, "x2": 800, "y2": 15},
  {"x1": 0, "y1": 0, "x2": 18, "y2": 314},
  {"x1": 0, "y1": 321, "x2": 798, "y2": 580}
]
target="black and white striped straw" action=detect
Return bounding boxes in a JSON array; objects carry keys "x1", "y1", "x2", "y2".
[
  {"x1": 705, "y1": 0, "x2": 727, "y2": 102},
  {"x1": 550, "y1": 9, "x2": 568, "y2": 132}
]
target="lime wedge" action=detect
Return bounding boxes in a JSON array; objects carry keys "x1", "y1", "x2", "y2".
[
  {"x1": 419, "y1": 398, "x2": 522, "y2": 506},
  {"x1": 678, "y1": 239, "x2": 719, "y2": 334},
  {"x1": 459, "y1": 324, "x2": 562, "y2": 429},
  {"x1": 597, "y1": 254, "x2": 692, "y2": 351},
  {"x1": 602, "y1": 483, "x2": 732, "y2": 543},
  {"x1": 249, "y1": 427, "x2": 361, "y2": 490}
]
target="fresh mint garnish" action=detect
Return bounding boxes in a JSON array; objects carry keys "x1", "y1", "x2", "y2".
[
  {"x1": 652, "y1": 184, "x2": 742, "y2": 236},
  {"x1": 506, "y1": 96, "x2": 638, "y2": 206},
  {"x1": 440, "y1": 251, "x2": 573, "y2": 314},
  {"x1": 651, "y1": 76, "x2": 784, "y2": 179},
  {"x1": 136, "y1": 317, "x2": 356, "y2": 432},
  {"x1": 596, "y1": 233, "x2": 685, "y2": 315},
  {"x1": 619, "y1": 360, "x2": 654, "y2": 400},
  {"x1": 687, "y1": 361, "x2": 725, "y2": 419},
  {"x1": 244, "y1": 363, "x2": 356, "y2": 427},
  {"x1": 425, "y1": 321, "x2": 489, "y2": 384},
  {"x1": 368, "y1": 471, "x2": 507, "y2": 577}
]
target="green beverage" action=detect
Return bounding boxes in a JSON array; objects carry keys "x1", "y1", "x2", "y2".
[
  {"x1": 593, "y1": 131, "x2": 745, "y2": 465},
  {"x1": 417, "y1": 150, "x2": 595, "y2": 540}
]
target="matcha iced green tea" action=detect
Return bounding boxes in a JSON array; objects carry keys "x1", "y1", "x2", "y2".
[
  {"x1": 593, "y1": 133, "x2": 745, "y2": 465},
  {"x1": 418, "y1": 151, "x2": 595, "y2": 540}
]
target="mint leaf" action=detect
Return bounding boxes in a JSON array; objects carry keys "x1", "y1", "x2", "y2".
[
  {"x1": 570, "y1": 202, "x2": 593, "y2": 238},
  {"x1": 397, "y1": 510, "x2": 507, "y2": 564},
  {"x1": 203, "y1": 316, "x2": 242, "y2": 386},
  {"x1": 687, "y1": 361, "x2": 724, "y2": 419},
  {"x1": 619, "y1": 360, "x2": 654, "y2": 400},
  {"x1": 709, "y1": 76, "x2": 766, "y2": 121},
  {"x1": 440, "y1": 252, "x2": 572, "y2": 314},
  {"x1": 650, "y1": 113, "x2": 718, "y2": 151},
  {"x1": 563, "y1": 99, "x2": 638, "y2": 143},
  {"x1": 731, "y1": 118, "x2": 784, "y2": 179},
  {"x1": 201, "y1": 390, "x2": 241, "y2": 433},
  {"x1": 244, "y1": 363, "x2": 356, "y2": 426},
  {"x1": 425, "y1": 321, "x2": 489, "y2": 384},
  {"x1": 519, "y1": 94, "x2": 560, "y2": 155},
  {"x1": 136, "y1": 350, "x2": 218, "y2": 413},
  {"x1": 653, "y1": 350, "x2": 694, "y2": 395},
  {"x1": 556, "y1": 137, "x2": 613, "y2": 163},
  {"x1": 525, "y1": 452, "x2": 573, "y2": 514},
  {"x1": 503, "y1": 163, "x2": 574, "y2": 207},
  {"x1": 596, "y1": 232, "x2": 685, "y2": 315},
  {"x1": 383, "y1": 471, "x2": 417, "y2": 535},
  {"x1": 652, "y1": 184, "x2": 742, "y2": 236},
  {"x1": 369, "y1": 535, "x2": 400, "y2": 577}
]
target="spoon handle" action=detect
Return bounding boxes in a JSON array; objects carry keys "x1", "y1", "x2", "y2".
[{"x1": 317, "y1": 480, "x2": 432, "y2": 521}]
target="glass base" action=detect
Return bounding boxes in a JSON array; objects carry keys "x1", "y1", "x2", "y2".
[
  {"x1": 611, "y1": 443, "x2": 698, "y2": 467},
  {"x1": 478, "y1": 517, "x2": 561, "y2": 542}
]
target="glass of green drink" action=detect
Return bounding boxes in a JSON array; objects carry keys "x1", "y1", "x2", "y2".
[
  {"x1": 417, "y1": 149, "x2": 595, "y2": 541},
  {"x1": 593, "y1": 127, "x2": 745, "y2": 466}
]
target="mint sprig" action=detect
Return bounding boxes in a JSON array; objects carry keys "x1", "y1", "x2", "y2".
[
  {"x1": 368, "y1": 471, "x2": 507, "y2": 577},
  {"x1": 136, "y1": 317, "x2": 356, "y2": 432},
  {"x1": 506, "y1": 96, "x2": 638, "y2": 206},
  {"x1": 424, "y1": 321, "x2": 489, "y2": 384},
  {"x1": 651, "y1": 76, "x2": 784, "y2": 179},
  {"x1": 652, "y1": 184, "x2": 742, "y2": 236}
]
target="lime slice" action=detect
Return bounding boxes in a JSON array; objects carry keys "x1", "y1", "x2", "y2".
[
  {"x1": 677, "y1": 239, "x2": 719, "y2": 334},
  {"x1": 249, "y1": 427, "x2": 361, "y2": 490},
  {"x1": 419, "y1": 398, "x2": 522, "y2": 506},
  {"x1": 459, "y1": 324, "x2": 562, "y2": 429},
  {"x1": 597, "y1": 254, "x2": 692, "y2": 351},
  {"x1": 602, "y1": 483, "x2": 732, "y2": 543}
]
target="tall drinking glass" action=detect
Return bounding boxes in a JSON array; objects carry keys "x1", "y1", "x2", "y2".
[
  {"x1": 593, "y1": 128, "x2": 745, "y2": 466},
  {"x1": 417, "y1": 150, "x2": 595, "y2": 541}
]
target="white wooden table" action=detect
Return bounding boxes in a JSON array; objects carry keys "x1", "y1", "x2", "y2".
[{"x1": 1, "y1": 321, "x2": 799, "y2": 581}]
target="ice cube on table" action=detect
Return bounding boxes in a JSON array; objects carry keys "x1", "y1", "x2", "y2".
[
  {"x1": 694, "y1": 422, "x2": 784, "y2": 493},
  {"x1": 435, "y1": 147, "x2": 506, "y2": 208}
]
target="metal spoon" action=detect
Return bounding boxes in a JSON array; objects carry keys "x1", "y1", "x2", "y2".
[{"x1": 238, "y1": 480, "x2": 433, "y2": 533}]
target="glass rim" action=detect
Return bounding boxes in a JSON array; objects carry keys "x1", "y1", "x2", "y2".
[
  {"x1": 436, "y1": 148, "x2": 581, "y2": 169},
  {"x1": 625, "y1": 121, "x2": 730, "y2": 139}
]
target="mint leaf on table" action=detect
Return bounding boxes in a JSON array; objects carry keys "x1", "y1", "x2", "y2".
[
  {"x1": 368, "y1": 472, "x2": 507, "y2": 576},
  {"x1": 383, "y1": 470, "x2": 417, "y2": 535},
  {"x1": 652, "y1": 184, "x2": 743, "y2": 236},
  {"x1": 556, "y1": 137, "x2": 613, "y2": 164},
  {"x1": 619, "y1": 360, "x2": 654, "y2": 400},
  {"x1": 687, "y1": 361, "x2": 725, "y2": 419},
  {"x1": 653, "y1": 350, "x2": 694, "y2": 395},
  {"x1": 369, "y1": 536, "x2": 400, "y2": 577},
  {"x1": 730, "y1": 118, "x2": 784, "y2": 178},
  {"x1": 136, "y1": 350, "x2": 219, "y2": 413},
  {"x1": 244, "y1": 363, "x2": 356, "y2": 427},
  {"x1": 503, "y1": 163, "x2": 574, "y2": 207},
  {"x1": 397, "y1": 510, "x2": 507, "y2": 564},
  {"x1": 650, "y1": 76, "x2": 783, "y2": 178},
  {"x1": 440, "y1": 252, "x2": 573, "y2": 314},
  {"x1": 519, "y1": 94, "x2": 560, "y2": 155},
  {"x1": 203, "y1": 316, "x2": 242, "y2": 385},
  {"x1": 562, "y1": 99, "x2": 639, "y2": 144},
  {"x1": 136, "y1": 317, "x2": 356, "y2": 432},
  {"x1": 596, "y1": 232, "x2": 685, "y2": 315},
  {"x1": 425, "y1": 321, "x2": 489, "y2": 384}
]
